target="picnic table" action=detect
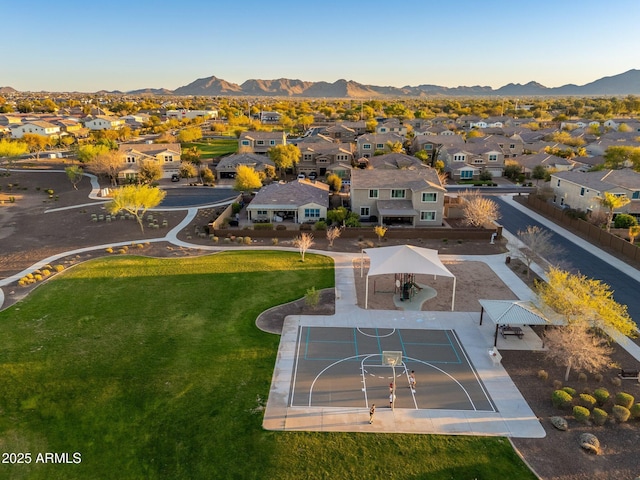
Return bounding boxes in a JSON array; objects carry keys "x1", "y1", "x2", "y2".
[{"x1": 500, "y1": 325, "x2": 524, "y2": 339}]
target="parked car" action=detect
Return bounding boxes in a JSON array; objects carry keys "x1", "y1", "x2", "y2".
[
  {"x1": 171, "y1": 174, "x2": 180, "y2": 182},
  {"x1": 308, "y1": 172, "x2": 317, "y2": 180}
]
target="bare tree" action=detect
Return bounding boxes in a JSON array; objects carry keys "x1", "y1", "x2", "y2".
[
  {"x1": 460, "y1": 190, "x2": 500, "y2": 228},
  {"x1": 326, "y1": 226, "x2": 341, "y2": 249},
  {"x1": 516, "y1": 225, "x2": 560, "y2": 277},
  {"x1": 293, "y1": 233, "x2": 314, "y2": 262},
  {"x1": 87, "y1": 150, "x2": 125, "y2": 186},
  {"x1": 543, "y1": 324, "x2": 613, "y2": 381}
]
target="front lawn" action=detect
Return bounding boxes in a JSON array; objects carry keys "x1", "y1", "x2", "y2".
[{"x1": 0, "y1": 251, "x2": 535, "y2": 479}]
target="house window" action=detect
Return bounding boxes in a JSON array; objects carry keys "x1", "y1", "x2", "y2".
[
  {"x1": 391, "y1": 189, "x2": 405, "y2": 199},
  {"x1": 360, "y1": 207, "x2": 370, "y2": 217},
  {"x1": 633, "y1": 191, "x2": 640, "y2": 199},
  {"x1": 580, "y1": 187, "x2": 585, "y2": 196},
  {"x1": 380, "y1": 128, "x2": 387, "y2": 133},
  {"x1": 376, "y1": 144, "x2": 384, "y2": 149},
  {"x1": 420, "y1": 211, "x2": 436, "y2": 221},
  {"x1": 510, "y1": 144, "x2": 515, "y2": 149},
  {"x1": 126, "y1": 156, "x2": 136, "y2": 163},
  {"x1": 369, "y1": 189, "x2": 379, "y2": 198},
  {"x1": 270, "y1": 140, "x2": 276, "y2": 145},
  {"x1": 488, "y1": 154, "x2": 497, "y2": 162},
  {"x1": 473, "y1": 158, "x2": 483, "y2": 164},
  {"x1": 460, "y1": 170, "x2": 473, "y2": 179},
  {"x1": 421, "y1": 192, "x2": 437, "y2": 202},
  {"x1": 454, "y1": 154, "x2": 466, "y2": 162},
  {"x1": 424, "y1": 144, "x2": 433, "y2": 150},
  {"x1": 256, "y1": 140, "x2": 265, "y2": 146},
  {"x1": 257, "y1": 210, "x2": 268, "y2": 215},
  {"x1": 557, "y1": 179, "x2": 560, "y2": 187},
  {"x1": 304, "y1": 208, "x2": 320, "y2": 218},
  {"x1": 304, "y1": 154, "x2": 313, "y2": 161},
  {"x1": 363, "y1": 144, "x2": 371, "y2": 150},
  {"x1": 241, "y1": 140, "x2": 250, "y2": 146},
  {"x1": 164, "y1": 155, "x2": 173, "y2": 162}
]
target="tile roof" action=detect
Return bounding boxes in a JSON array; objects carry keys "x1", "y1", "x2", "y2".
[
  {"x1": 248, "y1": 180, "x2": 329, "y2": 210},
  {"x1": 351, "y1": 168, "x2": 445, "y2": 191}
]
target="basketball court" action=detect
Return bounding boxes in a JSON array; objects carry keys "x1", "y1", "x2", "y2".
[{"x1": 290, "y1": 326, "x2": 495, "y2": 412}]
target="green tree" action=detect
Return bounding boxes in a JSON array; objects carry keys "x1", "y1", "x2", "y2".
[
  {"x1": 201, "y1": 167, "x2": 215, "y2": 184},
  {"x1": 374, "y1": 225, "x2": 387, "y2": 245},
  {"x1": 177, "y1": 127, "x2": 203, "y2": 143},
  {"x1": 537, "y1": 266, "x2": 636, "y2": 337},
  {"x1": 297, "y1": 114, "x2": 314, "y2": 131},
  {"x1": 179, "y1": 162, "x2": 197, "y2": 180},
  {"x1": 327, "y1": 206, "x2": 349, "y2": 225},
  {"x1": 326, "y1": 173, "x2": 342, "y2": 192},
  {"x1": 595, "y1": 192, "x2": 631, "y2": 232},
  {"x1": 603, "y1": 146, "x2": 640, "y2": 170},
  {"x1": 65, "y1": 165, "x2": 84, "y2": 190},
  {"x1": 532, "y1": 165, "x2": 547, "y2": 184},
  {"x1": 628, "y1": 225, "x2": 640, "y2": 245},
  {"x1": 234, "y1": 164, "x2": 263, "y2": 192},
  {"x1": 106, "y1": 184, "x2": 166, "y2": 232},
  {"x1": 22, "y1": 133, "x2": 49, "y2": 159},
  {"x1": 268, "y1": 144, "x2": 300, "y2": 176},
  {"x1": 0, "y1": 139, "x2": 29, "y2": 173},
  {"x1": 77, "y1": 144, "x2": 110, "y2": 164},
  {"x1": 137, "y1": 160, "x2": 163, "y2": 185},
  {"x1": 386, "y1": 141, "x2": 404, "y2": 153}
]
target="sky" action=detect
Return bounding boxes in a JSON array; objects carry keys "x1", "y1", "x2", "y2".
[{"x1": 3, "y1": 0, "x2": 640, "y2": 93}]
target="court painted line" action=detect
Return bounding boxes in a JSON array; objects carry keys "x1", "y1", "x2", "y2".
[
  {"x1": 290, "y1": 326, "x2": 305, "y2": 407},
  {"x1": 356, "y1": 327, "x2": 396, "y2": 338},
  {"x1": 444, "y1": 330, "x2": 462, "y2": 364},
  {"x1": 449, "y1": 330, "x2": 495, "y2": 411},
  {"x1": 403, "y1": 355, "x2": 480, "y2": 411},
  {"x1": 308, "y1": 354, "x2": 376, "y2": 407}
]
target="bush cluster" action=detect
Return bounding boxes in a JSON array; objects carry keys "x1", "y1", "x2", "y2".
[
  {"x1": 577, "y1": 393, "x2": 596, "y2": 409},
  {"x1": 17, "y1": 264, "x2": 65, "y2": 287},
  {"x1": 573, "y1": 405, "x2": 590, "y2": 423},
  {"x1": 593, "y1": 388, "x2": 610, "y2": 405},
  {"x1": 592, "y1": 408, "x2": 608, "y2": 426},
  {"x1": 552, "y1": 389, "x2": 573, "y2": 409},
  {"x1": 615, "y1": 392, "x2": 635, "y2": 409}
]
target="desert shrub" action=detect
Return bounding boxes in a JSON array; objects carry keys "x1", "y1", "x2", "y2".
[
  {"x1": 314, "y1": 220, "x2": 327, "y2": 231},
  {"x1": 300, "y1": 223, "x2": 313, "y2": 231},
  {"x1": 552, "y1": 380, "x2": 563, "y2": 390},
  {"x1": 612, "y1": 405, "x2": 631, "y2": 423},
  {"x1": 594, "y1": 373, "x2": 603, "y2": 383},
  {"x1": 593, "y1": 388, "x2": 610, "y2": 405},
  {"x1": 365, "y1": 240, "x2": 375, "y2": 248},
  {"x1": 271, "y1": 238, "x2": 278, "y2": 246},
  {"x1": 578, "y1": 372, "x2": 587, "y2": 383},
  {"x1": 243, "y1": 236, "x2": 252, "y2": 245},
  {"x1": 275, "y1": 224, "x2": 287, "y2": 231},
  {"x1": 577, "y1": 393, "x2": 596, "y2": 409},
  {"x1": 592, "y1": 408, "x2": 608, "y2": 426},
  {"x1": 253, "y1": 223, "x2": 274, "y2": 230},
  {"x1": 223, "y1": 237, "x2": 231, "y2": 244},
  {"x1": 136, "y1": 243, "x2": 145, "y2": 249},
  {"x1": 41, "y1": 269, "x2": 51, "y2": 277},
  {"x1": 26, "y1": 273, "x2": 34, "y2": 279},
  {"x1": 305, "y1": 286, "x2": 320, "y2": 309},
  {"x1": 105, "y1": 247, "x2": 114, "y2": 253},
  {"x1": 34, "y1": 274, "x2": 42, "y2": 281},
  {"x1": 573, "y1": 405, "x2": 590, "y2": 423},
  {"x1": 53, "y1": 264, "x2": 64, "y2": 272},
  {"x1": 629, "y1": 403, "x2": 640, "y2": 419},
  {"x1": 231, "y1": 202, "x2": 242, "y2": 215},
  {"x1": 236, "y1": 236, "x2": 244, "y2": 244},
  {"x1": 212, "y1": 236, "x2": 219, "y2": 243},
  {"x1": 44, "y1": 264, "x2": 52, "y2": 270},
  {"x1": 117, "y1": 248, "x2": 127, "y2": 254},
  {"x1": 615, "y1": 392, "x2": 635, "y2": 409},
  {"x1": 18, "y1": 279, "x2": 27, "y2": 287},
  {"x1": 33, "y1": 269, "x2": 42, "y2": 276},
  {"x1": 610, "y1": 376, "x2": 622, "y2": 387},
  {"x1": 562, "y1": 386, "x2": 576, "y2": 396},
  {"x1": 537, "y1": 369, "x2": 549, "y2": 381},
  {"x1": 552, "y1": 389, "x2": 573, "y2": 409},
  {"x1": 614, "y1": 213, "x2": 637, "y2": 228}
]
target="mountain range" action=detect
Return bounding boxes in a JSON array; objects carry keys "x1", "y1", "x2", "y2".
[{"x1": 3, "y1": 70, "x2": 640, "y2": 97}]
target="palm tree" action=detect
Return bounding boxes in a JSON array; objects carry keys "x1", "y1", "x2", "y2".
[{"x1": 595, "y1": 192, "x2": 631, "y2": 233}]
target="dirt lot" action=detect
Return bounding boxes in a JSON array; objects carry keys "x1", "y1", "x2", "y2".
[{"x1": 1, "y1": 167, "x2": 639, "y2": 480}]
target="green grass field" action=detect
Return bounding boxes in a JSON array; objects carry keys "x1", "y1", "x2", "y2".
[
  {"x1": 0, "y1": 251, "x2": 536, "y2": 480},
  {"x1": 182, "y1": 139, "x2": 238, "y2": 159}
]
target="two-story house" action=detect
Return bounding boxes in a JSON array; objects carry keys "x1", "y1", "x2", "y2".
[
  {"x1": 215, "y1": 153, "x2": 275, "y2": 180},
  {"x1": 10, "y1": 121, "x2": 61, "y2": 139},
  {"x1": 117, "y1": 143, "x2": 181, "y2": 182},
  {"x1": 356, "y1": 133, "x2": 405, "y2": 158},
  {"x1": 375, "y1": 119, "x2": 408, "y2": 136},
  {"x1": 550, "y1": 168, "x2": 640, "y2": 218},
  {"x1": 84, "y1": 115, "x2": 125, "y2": 131},
  {"x1": 238, "y1": 131, "x2": 287, "y2": 155},
  {"x1": 357, "y1": 152, "x2": 424, "y2": 170},
  {"x1": 350, "y1": 168, "x2": 446, "y2": 226},
  {"x1": 298, "y1": 142, "x2": 354, "y2": 177},
  {"x1": 323, "y1": 124, "x2": 357, "y2": 143}
]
